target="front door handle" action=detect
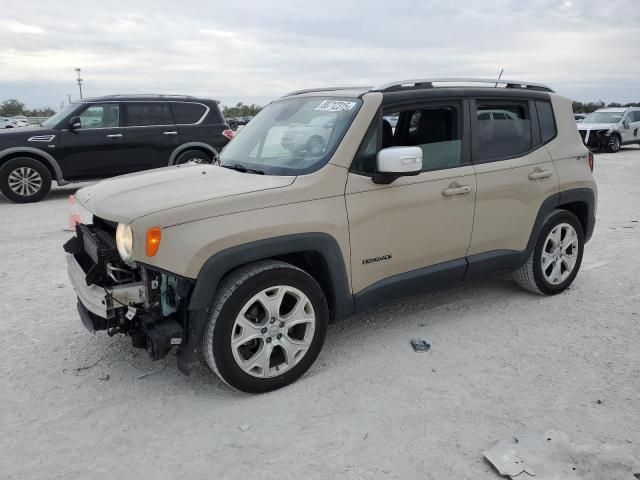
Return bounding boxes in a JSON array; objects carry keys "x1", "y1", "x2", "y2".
[
  {"x1": 442, "y1": 183, "x2": 472, "y2": 197},
  {"x1": 106, "y1": 133, "x2": 122, "y2": 138},
  {"x1": 163, "y1": 131, "x2": 178, "y2": 135},
  {"x1": 528, "y1": 169, "x2": 552, "y2": 180}
]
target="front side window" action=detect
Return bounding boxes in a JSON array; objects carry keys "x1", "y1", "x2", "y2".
[
  {"x1": 124, "y1": 102, "x2": 173, "y2": 127},
  {"x1": 78, "y1": 103, "x2": 120, "y2": 129},
  {"x1": 351, "y1": 103, "x2": 463, "y2": 174},
  {"x1": 476, "y1": 102, "x2": 532, "y2": 161},
  {"x1": 219, "y1": 97, "x2": 362, "y2": 175}
]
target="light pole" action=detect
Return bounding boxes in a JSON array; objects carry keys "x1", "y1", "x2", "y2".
[{"x1": 75, "y1": 68, "x2": 83, "y2": 100}]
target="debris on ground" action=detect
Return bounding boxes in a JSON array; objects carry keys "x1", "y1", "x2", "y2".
[
  {"x1": 483, "y1": 430, "x2": 640, "y2": 479},
  {"x1": 239, "y1": 424, "x2": 251, "y2": 432},
  {"x1": 410, "y1": 338, "x2": 431, "y2": 352}
]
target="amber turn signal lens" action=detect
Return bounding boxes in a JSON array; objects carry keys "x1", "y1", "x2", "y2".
[{"x1": 146, "y1": 227, "x2": 161, "y2": 256}]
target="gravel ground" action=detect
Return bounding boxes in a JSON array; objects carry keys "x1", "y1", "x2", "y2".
[{"x1": 1, "y1": 147, "x2": 639, "y2": 479}]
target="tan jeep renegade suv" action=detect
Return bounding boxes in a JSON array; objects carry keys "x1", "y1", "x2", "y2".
[{"x1": 64, "y1": 78, "x2": 597, "y2": 393}]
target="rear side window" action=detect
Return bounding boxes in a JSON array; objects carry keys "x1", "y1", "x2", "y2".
[
  {"x1": 631, "y1": 111, "x2": 640, "y2": 122},
  {"x1": 536, "y1": 101, "x2": 557, "y2": 143},
  {"x1": 124, "y1": 102, "x2": 173, "y2": 127},
  {"x1": 170, "y1": 102, "x2": 207, "y2": 124},
  {"x1": 476, "y1": 102, "x2": 532, "y2": 161}
]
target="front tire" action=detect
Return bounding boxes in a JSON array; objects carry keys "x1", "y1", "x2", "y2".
[
  {"x1": 306, "y1": 136, "x2": 325, "y2": 155},
  {"x1": 0, "y1": 157, "x2": 52, "y2": 203},
  {"x1": 202, "y1": 260, "x2": 329, "y2": 393},
  {"x1": 514, "y1": 210, "x2": 584, "y2": 295},
  {"x1": 606, "y1": 134, "x2": 621, "y2": 153}
]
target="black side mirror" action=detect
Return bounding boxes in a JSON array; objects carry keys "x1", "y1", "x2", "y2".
[{"x1": 68, "y1": 116, "x2": 81, "y2": 130}]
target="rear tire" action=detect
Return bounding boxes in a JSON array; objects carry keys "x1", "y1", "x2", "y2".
[
  {"x1": 175, "y1": 149, "x2": 214, "y2": 165},
  {"x1": 202, "y1": 260, "x2": 329, "y2": 393},
  {"x1": 514, "y1": 210, "x2": 584, "y2": 295},
  {"x1": 0, "y1": 157, "x2": 52, "y2": 203}
]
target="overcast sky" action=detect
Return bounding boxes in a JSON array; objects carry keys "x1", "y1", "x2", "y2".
[{"x1": 1, "y1": 0, "x2": 639, "y2": 110}]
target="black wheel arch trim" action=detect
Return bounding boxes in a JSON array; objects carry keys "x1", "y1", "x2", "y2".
[
  {"x1": 466, "y1": 187, "x2": 596, "y2": 278},
  {"x1": 168, "y1": 142, "x2": 219, "y2": 165},
  {"x1": 177, "y1": 233, "x2": 353, "y2": 374},
  {"x1": 0, "y1": 147, "x2": 64, "y2": 183}
]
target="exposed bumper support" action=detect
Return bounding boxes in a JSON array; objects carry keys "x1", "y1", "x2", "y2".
[{"x1": 66, "y1": 253, "x2": 144, "y2": 319}]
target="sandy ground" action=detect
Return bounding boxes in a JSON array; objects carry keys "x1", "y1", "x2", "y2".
[{"x1": 1, "y1": 148, "x2": 639, "y2": 480}]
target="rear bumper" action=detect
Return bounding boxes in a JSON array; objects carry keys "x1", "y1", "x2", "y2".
[{"x1": 66, "y1": 253, "x2": 144, "y2": 319}]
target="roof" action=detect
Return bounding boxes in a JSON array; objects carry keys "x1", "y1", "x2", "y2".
[
  {"x1": 283, "y1": 78, "x2": 554, "y2": 99},
  {"x1": 596, "y1": 107, "x2": 631, "y2": 112},
  {"x1": 81, "y1": 94, "x2": 220, "y2": 103}
]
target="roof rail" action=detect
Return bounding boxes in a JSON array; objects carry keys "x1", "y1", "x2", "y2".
[
  {"x1": 284, "y1": 86, "x2": 372, "y2": 97},
  {"x1": 110, "y1": 94, "x2": 195, "y2": 99},
  {"x1": 372, "y1": 78, "x2": 554, "y2": 93}
]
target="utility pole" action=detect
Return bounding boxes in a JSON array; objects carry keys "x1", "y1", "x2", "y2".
[{"x1": 75, "y1": 68, "x2": 83, "y2": 100}]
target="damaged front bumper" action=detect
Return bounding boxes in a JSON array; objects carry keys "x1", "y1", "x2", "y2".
[
  {"x1": 66, "y1": 252, "x2": 144, "y2": 323},
  {"x1": 578, "y1": 129, "x2": 611, "y2": 150},
  {"x1": 64, "y1": 221, "x2": 191, "y2": 363}
]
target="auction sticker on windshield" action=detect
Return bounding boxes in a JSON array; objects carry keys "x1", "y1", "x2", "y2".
[{"x1": 315, "y1": 100, "x2": 357, "y2": 112}]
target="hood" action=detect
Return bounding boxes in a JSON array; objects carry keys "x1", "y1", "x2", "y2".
[
  {"x1": 577, "y1": 123, "x2": 615, "y2": 131},
  {"x1": 75, "y1": 164, "x2": 296, "y2": 224},
  {"x1": 0, "y1": 126, "x2": 55, "y2": 145}
]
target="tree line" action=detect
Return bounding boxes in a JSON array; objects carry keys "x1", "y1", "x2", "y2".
[
  {"x1": 0, "y1": 99, "x2": 56, "y2": 117},
  {"x1": 221, "y1": 102, "x2": 262, "y2": 118},
  {"x1": 572, "y1": 101, "x2": 640, "y2": 114}
]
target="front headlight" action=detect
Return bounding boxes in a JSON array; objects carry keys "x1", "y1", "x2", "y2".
[{"x1": 115, "y1": 223, "x2": 133, "y2": 261}]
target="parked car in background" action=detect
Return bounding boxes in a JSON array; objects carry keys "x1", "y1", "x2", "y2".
[
  {"x1": 574, "y1": 113, "x2": 587, "y2": 123},
  {"x1": 0, "y1": 94, "x2": 234, "y2": 203},
  {"x1": 577, "y1": 107, "x2": 640, "y2": 152},
  {"x1": 281, "y1": 114, "x2": 336, "y2": 154},
  {"x1": 63, "y1": 78, "x2": 596, "y2": 393},
  {"x1": 383, "y1": 114, "x2": 398, "y2": 128},
  {"x1": 0, "y1": 117, "x2": 20, "y2": 129}
]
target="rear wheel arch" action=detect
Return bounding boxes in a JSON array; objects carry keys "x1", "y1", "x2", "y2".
[{"x1": 169, "y1": 143, "x2": 219, "y2": 165}]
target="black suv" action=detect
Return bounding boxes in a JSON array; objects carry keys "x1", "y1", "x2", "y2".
[{"x1": 0, "y1": 95, "x2": 233, "y2": 203}]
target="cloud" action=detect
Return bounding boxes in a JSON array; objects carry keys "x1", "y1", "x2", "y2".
[{"x1": 0, "y1": 0, "x2": 639, "y2": 108}]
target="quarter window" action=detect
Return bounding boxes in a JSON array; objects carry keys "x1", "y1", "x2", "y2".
[
  {"x1": 78, "y1": 104, "x2": 120, "y2": 128},
  {"x1": 124, "y1": 102, "x2": 173, "y2": 127},
  {"x1": 170, "y1": 102, "x2": 207, "y2": 124},
  {"x1": 476, "y1": 102, "x2": 532, "y2": 161},
  {"x1": 536, "y1": 101, "x2": 557, "y2": 143}
]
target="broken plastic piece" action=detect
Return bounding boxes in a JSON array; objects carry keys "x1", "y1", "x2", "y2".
[
  {"x1": 410, "y1": 338, "x2": 431, "y2": 352},
  {"x1": 483, "y1": 430, "x2": 640, "y2": 479}
]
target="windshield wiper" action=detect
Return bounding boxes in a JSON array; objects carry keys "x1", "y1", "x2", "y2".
[{"x1": 221, "y1": 163, "x2": 265, "y2": 175}]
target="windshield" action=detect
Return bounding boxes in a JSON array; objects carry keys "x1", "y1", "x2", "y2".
[
  {"x1": 41, "y1": 104, "x2": 78, "y2": 128},
  {"x1": 582, "y1": 112, "x2": 624, "y2": 124},
  {"x1": 219, "y1": 97, "x2": 362, "y2": 175}
]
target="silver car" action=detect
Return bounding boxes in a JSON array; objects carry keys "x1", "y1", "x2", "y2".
[
  {"x1": 577, "y1": 107, "x2": 640, "y2": 152},
  {"x1": 281, "y1": 114, "x2": 336, "y2": 154}
]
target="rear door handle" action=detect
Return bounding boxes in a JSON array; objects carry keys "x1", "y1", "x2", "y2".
[
  {"x1": 442, "y1": 184, "x2": 472, "y2": 197},
  {"x1": 163, "y1": 131, "x2": 178, "y2": 135},
  {"x1": 528, "y1": 169, "x2": 552, "y2": 180},
  {"x1": 106, "y1": 133, "x2": 122, "y2": 138}
]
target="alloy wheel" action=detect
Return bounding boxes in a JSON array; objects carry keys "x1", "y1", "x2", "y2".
[
  {"x1": 7, "y1": 167, "x2": 43, "y2": 196},
  {"x1": 230, "y1": 285, "x2": 316, "y2": 378},
  {"x1": 541, "y1": 223, "x2": 579, "y2": 285}
]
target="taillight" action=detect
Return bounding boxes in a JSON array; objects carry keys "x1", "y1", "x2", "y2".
[
  {"x1": 588, "y1": 151, "x2": 594, "y2": 172},
  {"x1": 222, "y1": 129, "x2": 235, "y2": 140}
]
